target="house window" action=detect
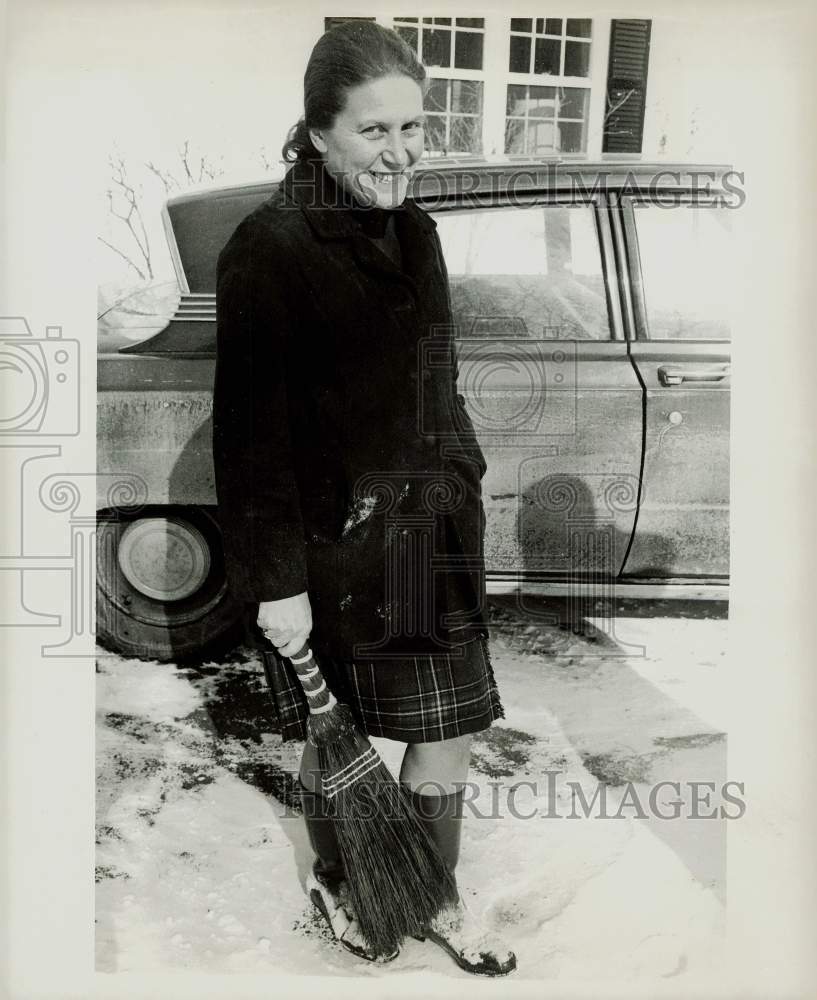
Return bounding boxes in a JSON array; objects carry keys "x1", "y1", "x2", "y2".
[
  {"x1": 506, "y1": 18, "x2": 592, "y2": 155},
  {"x1": 394, "y1": 16, "x2": 485, "y2": 69},
  {"x1": 424, "y1": 79, "x2": 484, "y2": 155},
  {"x1": 508, "y1": 18, "x2": 592, "y2": 77},
  {"x1": 505, "y1": 84, "x2": 590, "y2": 154},
  {"x1": 394, "y1": 16, "x2": 486, "y2": 155}
]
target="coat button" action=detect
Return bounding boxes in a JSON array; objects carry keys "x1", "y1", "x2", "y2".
[{"x1": 421, "y1": 433, "x2": 437, "y2": 446}]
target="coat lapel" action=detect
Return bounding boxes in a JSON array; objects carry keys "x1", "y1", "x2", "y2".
[{"x1": 280, "y1": 155, "x2": 440, "y2": 301}]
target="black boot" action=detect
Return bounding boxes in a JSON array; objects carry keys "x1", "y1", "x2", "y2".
[
  {"x1": 408, "y1": 785, "x2": 465, "y2": 874},
  {"x1": 298, "y1": 780, "x2": 345, "y2": 889},
  {"x1": 408, "y1": 786, "x2": 517, "y2": 977},
  {"x1": 298, "y1": 779, "x2": 398, "y2": 963}
]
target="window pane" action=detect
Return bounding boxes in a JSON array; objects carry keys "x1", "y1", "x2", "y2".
[
  {"x1": 558, "y1": 87, "x2": 590, "y2": 120},
  {"x1": 435, "y1": 206, "x2": 611, "y2": 340},
  {"x1": 454, "y1": 30, "x2": 484, "y2": 70},
  {"x1": 424, "y1": 78, "x2": 448, "y2": 113},
  {"x1": 566, "y1": 18, "x2": 592, "y2": 37},
  {"x1": 534, "y1": 37, "x2": 561, "y2": 75},
  {"x1": 509, "y1": 34, "x2": 531, "y2": 73},
  {"x1": 564, "y1": 40, "x2": 590, "y2": 77},
  {"x1": 557, "y1": 120, "x2": 585, "y2": 153},
  {"x1": 511, "y1": 17, "x2": 532, "y2": 32},
  {"x1": 434, "y1": 17, "x2": 452, "y2": 25},
  {"x1": 545, "y1": 18, "x2": 562, "y2": 34},
  {"x1": 636, "y1": 205, "x2": 733, "y2": 340},
  {"x1": 424, "y1": 114, "x2": 447, "y2": 152},
  {"x1": 506, "y1": 85, "x2": 525, "y2": 116},
  {"x1": 456, "y1": 17, "x2": 484, "y2": 28},
  {"x1": 395, "y1": 16, "x2": 418, "y2": 22},
  {"x1": 422, "y1": 28, "x2": 451, "y2": 67},
  {"x1": 504, "y1": 118, "x2": 526, "y2": 154},
  {"x1": 450, "y1": 116, "x2": 482, "y2": 154},
  {"x1": 395, "y1": 25, "x2": 418, "y2": 52},
  {"x1": 451, "y1": 79, "x2": 483, "y2": 114},
  {"x1": 527, "y1": 119, "x2": 555, "y2": 153},
  {"x1": 528, "y1": 86, "x2": 556, "y2": 118}
]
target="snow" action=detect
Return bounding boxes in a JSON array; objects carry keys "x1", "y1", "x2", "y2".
[{"x1": 96, "y1": 607, "x2": 728, "y2": 983}]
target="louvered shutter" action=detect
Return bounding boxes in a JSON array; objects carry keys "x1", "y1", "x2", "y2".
[{"x1": 603, "y1": 19, "x2": 652, "y2": 153}]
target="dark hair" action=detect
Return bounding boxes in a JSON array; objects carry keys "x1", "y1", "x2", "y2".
[{"x1": 281, "y1": 21, "x2": 427, "y2": 163}]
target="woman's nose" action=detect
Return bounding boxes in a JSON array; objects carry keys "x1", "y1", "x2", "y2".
[{"x1": 381, "y1": 133, "x2": 410, "y2": 168}]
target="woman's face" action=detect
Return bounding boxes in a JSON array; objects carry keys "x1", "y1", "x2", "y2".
[{"x1": 309, "y1": 74, "x2": 426, "y2": 209}]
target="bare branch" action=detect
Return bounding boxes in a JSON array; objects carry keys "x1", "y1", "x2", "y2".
[
  {"x1": 604, "y1": 88, "x2": 637, "y2": 123},
  {"x1": 258, "y1": 147, "x2": 274, "y2": 172},
  {"x1": 179, "y1": 139, "x2": 195, "y2": 185},
  {"x1": 97, "y1": 236, "x2": 147, "y2": 281},
  {"x1": 145, "y1": 160, "x2": 179, "y2": 194},
  {"x1": 103, "y1": 152, "x2": 154, "y2": 278}
]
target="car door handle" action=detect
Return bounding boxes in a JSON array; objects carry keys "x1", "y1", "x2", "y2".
[{"x1": 657, "y1": 364, "x2": 730, "y2": 387}]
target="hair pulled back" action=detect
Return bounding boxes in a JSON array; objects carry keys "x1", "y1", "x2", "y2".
[{"x1": 282, "y1": 21, "x2": 426, "y2": 164}]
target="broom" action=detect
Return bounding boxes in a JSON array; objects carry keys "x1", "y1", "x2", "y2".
[{"x1": 269, "y1": 637, "x2": 459, "y2": 957}]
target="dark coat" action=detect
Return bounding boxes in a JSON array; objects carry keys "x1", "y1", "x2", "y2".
[{"x1": 212, "y1": 156, "x2": 488, "y2": 660}]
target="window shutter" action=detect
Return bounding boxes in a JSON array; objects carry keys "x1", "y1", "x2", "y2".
[
  {"x1": 603, "y1": 19, "x2": 651, "y2": 154},
  {"x1": 324, "y1": 16, "x2": 376, "y2": 33}
]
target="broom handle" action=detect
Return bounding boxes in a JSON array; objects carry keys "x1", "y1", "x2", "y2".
[{"x1": 285, "y1": 640, "x2": 338, "y2": 715}]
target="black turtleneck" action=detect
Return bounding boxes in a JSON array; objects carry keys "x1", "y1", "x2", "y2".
[
  {"x1": 349, "y1": 202, "x2": 392, "y2": 239},
  {"x1": 315, "y1": 158, "x2": 403, "y2": 266}
]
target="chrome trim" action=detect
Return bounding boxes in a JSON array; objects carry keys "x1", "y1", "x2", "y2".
[
  {"x1": 486, "y1": 578, "x2": 728, "y2": 601},
  {"x1": 171, "y1": 293, "x2": 216, "y2": 323},
  {"x1": 595, "y1": 199, "x2": 625, "y2": 342},
  {"x1": 161, "y1": 204, "x2": 189, "y2": 295},
  {"x1": 608, "y1": 194, "x2": 638, "y2": 343}
]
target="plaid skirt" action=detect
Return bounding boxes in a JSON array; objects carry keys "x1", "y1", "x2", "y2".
[{"x1": 261, "y1": 633, "x2": 504, "y2": 743}]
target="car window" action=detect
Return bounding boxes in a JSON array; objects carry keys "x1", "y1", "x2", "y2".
[
  {"x1": 434, "y1": 204, "x2": 611, "y2": 339},
  {"x1": 634, "y1": 203, "x2": 733, "y2": 341}
]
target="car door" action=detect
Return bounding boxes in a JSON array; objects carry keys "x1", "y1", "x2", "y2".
[
  {"x1": 619, "y1": 191, "x2": 732, "y2": 580},
  {"x1": 430, "y1": 189, "x2": 643, "y2": 609}
]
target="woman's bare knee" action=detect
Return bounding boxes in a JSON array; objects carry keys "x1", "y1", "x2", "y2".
[{"x1": 400, "y1": 732, "x2": 474, "y2": 794}]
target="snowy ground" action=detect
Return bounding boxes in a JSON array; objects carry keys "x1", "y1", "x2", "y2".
[{"x1": 96, "y1": 598, "x2": 729, "y2": 983}]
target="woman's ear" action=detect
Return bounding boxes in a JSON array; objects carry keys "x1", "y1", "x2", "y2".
[{"x1": 309, "y1": 129, "x2": 328, "y2": 154}]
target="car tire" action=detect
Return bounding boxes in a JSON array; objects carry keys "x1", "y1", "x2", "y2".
[{"x1": 96, "y1": 506, "x2": 244, "y2": 663}]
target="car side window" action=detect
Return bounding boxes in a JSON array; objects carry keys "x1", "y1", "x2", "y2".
[
  {"x1": 434, "y1": 204, "x2": 611, "y2": 340},
  {"x1": 634, "y1": 203, "x2": 733, "y2": 341}
]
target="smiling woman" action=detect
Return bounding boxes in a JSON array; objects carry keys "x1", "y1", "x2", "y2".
[
  {"x1": 212, "y1": 20, "x2": 515, "y2": 976},
  {"x1": 307, "y1": 74, "x2": 427, "y2": 210}
]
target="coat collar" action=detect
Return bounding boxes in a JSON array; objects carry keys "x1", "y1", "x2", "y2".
[{"x1": 280, "y1": 155, "x2": 437, "y2": 242}]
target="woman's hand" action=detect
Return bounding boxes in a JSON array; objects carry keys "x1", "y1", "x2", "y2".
[{"x1": 258, "y1": 592, "x2": 313, "y2": 658}]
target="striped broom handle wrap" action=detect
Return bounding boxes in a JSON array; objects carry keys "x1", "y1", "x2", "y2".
[{"x1": 287, "y1": 643, "x2": 337, "y2": 715}]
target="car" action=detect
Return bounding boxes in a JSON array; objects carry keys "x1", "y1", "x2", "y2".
[{"x1": 97, "y1": 157, "x2": 735, "y2": 661}]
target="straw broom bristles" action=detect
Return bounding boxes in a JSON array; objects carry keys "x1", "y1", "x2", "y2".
[{"x1": 284, "y1": 641, "x2": 459, "y2": 957}]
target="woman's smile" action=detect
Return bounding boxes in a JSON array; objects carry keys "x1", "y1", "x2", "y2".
[{"x1": 309, "y1": 74, "x2": 426, "y2": 208}]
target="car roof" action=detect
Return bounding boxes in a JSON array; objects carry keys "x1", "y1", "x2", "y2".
[{"x1": 159, "y1": 156, "x2": 735, "y2": 297}]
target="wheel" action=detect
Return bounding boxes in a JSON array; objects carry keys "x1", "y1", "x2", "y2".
[{"x1": 96, "y1": 506, "x2": 244, "y2": 662}]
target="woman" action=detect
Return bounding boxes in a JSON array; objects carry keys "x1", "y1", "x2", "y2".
[{"x1": 212, "y1": 21, "x2": 515, "y2": 975}]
